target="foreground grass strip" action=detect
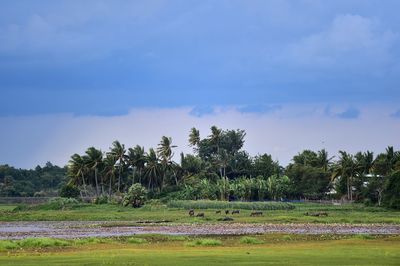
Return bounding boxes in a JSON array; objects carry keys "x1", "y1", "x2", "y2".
[{"x1": 0, "y1": 237, "x2": 399, "y2": 265}]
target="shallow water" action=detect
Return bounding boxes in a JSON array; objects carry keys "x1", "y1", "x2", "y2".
[{"x1": 1, "y1": 221, "x2": 399, "y2": 240}]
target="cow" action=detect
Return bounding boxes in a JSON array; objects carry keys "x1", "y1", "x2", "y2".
[
  {"x1": 215, "y1": 210, "x2": 221, "y2": 214},
  {"x1": 231, "y1": 210, "x2": 240, "y2": 215},
  {"x1": 196, "y1": 213, "x2": 205, "y2": 217},
  {"x1": 250, "y1": 211, "x2": 263, "y2": 216},
  {"x1": 188, "y1": 209, "x2": 195, "y2": 216},
  {"x1": 225, "y1": 210, "x2": 230, "y2": 215}
]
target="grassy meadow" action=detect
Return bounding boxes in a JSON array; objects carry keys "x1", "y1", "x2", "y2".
[
  {"x1": 1, "y1": 234, "x2": 399, "y2": 265},
  {"x1": 1, "y1": 201, "x2": 400, "y2": 224}
]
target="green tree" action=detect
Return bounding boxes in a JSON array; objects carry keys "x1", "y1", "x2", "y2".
[
  {"x1": 127, "y1": 145, "x2": 146, "y2": 185},
  {"x1": 67, "y1": 154, "x2": 88, "y2": 196},
  {"x1": 84, "y1": 147, "x2": 103, "y2": 197},
  {"x1": 123, "y1": 183, "x2": 147, "y2": 208},
  {"x1": 103, "y1": 155, "x2": 117, "y2": 197},
  {"x1": 144, "y1": 148, "x2": 161, "y2": 191},
  {"x1": 109, "y1": 140, "x2": 128, "y2": 193},
  {"x1": 157, "y1": 136, "x2": 177, "y2": 188}
]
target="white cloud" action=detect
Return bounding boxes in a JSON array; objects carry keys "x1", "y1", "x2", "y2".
[{"x1": 0, "y1": 105, "x2": 399, "y2": 169}]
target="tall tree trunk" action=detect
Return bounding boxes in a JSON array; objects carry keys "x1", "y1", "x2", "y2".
[
  {"x1": 81, "y1": 172, "x2": 88, "y2": 197},
  {"x1": 94, "y1": 168, "x2": 99, "y2": 197},
  {"x1": 117, "y1": 166, "x2": 122, "y2": 193},
  {"x1": 108, "y1": 175, "x2": 112, "y2": 197}
]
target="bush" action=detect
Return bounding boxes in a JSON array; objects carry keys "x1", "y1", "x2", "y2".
[
  {"x1": 185, "y1": 238, "x2": 222, "y2": 247},
  {"x1": 167, "y1": 200, "x2": 295, "y2": 210},
  {"x1": 383, "y1": 171, "x2": 400, "y2": 209},
  {"x1": 123, "y1": 183, "x2": 147, "y2": 208},
  {"x1": 240, "y1": 237, "x2": 264, "y2": 244},
  {"x1": 59, "y1": 184, "x2": 80, "y2": 198},
  {"x1": 18, "y1": 238, "x2": 70, "y2": 248},
  {"x1": 93, "y1": 195, "x2": 109, "y2": 205},
  {"x1": 127, "y1": 237, "x2": 147, "y2": 244}
]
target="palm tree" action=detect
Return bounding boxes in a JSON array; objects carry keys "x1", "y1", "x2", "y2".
[
  {"x1": 189, "y1": 127, "x2": 200, "y2": 152},
  {"x1": 208, "y1": 126, "x2": 222, "y2": 154},
  {"x1": 103, "y1": 155, "x2": 117, "y2": 197},
  {"x1": 332, "y1": 151, "x2": 359, "y2": 201},
  {"x1": 144, "y1": 148, "x2": 161, "y2": 191},
  {"x1": 84, "y1": 147, "x2": 103, "y2": 197},
  {"x1": 109, "y1": 140, "x2": 128, "y2": 193},
  {"x1": 68, "y1": 153, "x2": 88, "y2": 197},
  {"x1": 157, "y1": 136, "x2": 177, "y2": 188},
  {"x1": 127, "y1": 145, "x2": 146, "y2": 185},
  {"x1": 317, "y1": 149, "x2": 334, "y2": 172}
]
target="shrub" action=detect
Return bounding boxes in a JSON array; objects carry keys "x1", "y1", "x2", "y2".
[
  {"x1": 127, "y1": 237, "x2": 147, "y2": 244},
  {"x1": 93, "y1": 195, "x2": 109, "y2": 205},
  {"x1": 354, "y1": 234, "x2": 374, "y2": 240},
  {"x1": 383, "y1": 171, "x2": 400, "y2": 209},
  {"x1": 18, "y1": 238, "x2": 70, "y2": 248},
  {"x1": 0, "y1": 240, "x2": 18, "y2": 251},
  {"x1": 59, "y1": 184, "x2": 80, "y2": 198},
  {"x1": 123, "y1": 183, "x2": 147, "y2": 208},
  {"x1": 240, "y1": 237, "x2": 264, "y2": 244},
  {"x1": 185, "y1": 238, "x2": 222, "y2": 247},
  {"x1": 38, "y1": 197, "x2": 80, "y2": 210}
]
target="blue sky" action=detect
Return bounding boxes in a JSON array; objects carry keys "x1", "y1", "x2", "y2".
[{"x1": 0, "y1": 1, "x2": 399, "y2": 167}]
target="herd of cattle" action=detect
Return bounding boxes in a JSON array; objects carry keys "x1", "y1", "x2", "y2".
[{"x1": 188, "y1": 209, "x2": 263, "y2": 217}]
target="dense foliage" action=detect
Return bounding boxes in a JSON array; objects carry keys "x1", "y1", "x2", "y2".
[
  {"x1": 1, "y1": 126, "x2": 399, "y2": 208},
  {"x1": 0, "y1": 162, "x2": 67, "y2": 197}
]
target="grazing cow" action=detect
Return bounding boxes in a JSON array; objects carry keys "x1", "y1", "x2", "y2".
[
  {"x1": 250, "y1": 211, "x2": 263, "y2": 216},
  {"x1": 215, "y1": 210, "x2": 221, "y2": 214},
  {"x1": 231, "y1": 210, "x2": 240, "y2": 215},
  {"x1": 305, "y1": 211, "x2": 328, "y2": 217},
  {"x1": 225, "y1": 210, "x2": 230, "y2": 215},
  {"x1": 217, "y1": 217, "x2": 234, "y2": 221},
  {"x1": 188, "y1": 209, "x2": 195, "y2": 216},
  {"x1": 196, "y1": 213, "x2": 205, "y2": 217}
]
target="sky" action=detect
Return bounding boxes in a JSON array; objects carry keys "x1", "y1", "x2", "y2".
[{"x1": 0, "y1": 0, "x2": 399, "y2": 168}]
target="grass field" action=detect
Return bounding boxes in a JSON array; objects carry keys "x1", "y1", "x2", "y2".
[
  {"x1": 1, "y1": 202, "x2": 400, "y2": 224},
  {"x1": 1, "y1": 234, "x2": 399, "y2": 265}
]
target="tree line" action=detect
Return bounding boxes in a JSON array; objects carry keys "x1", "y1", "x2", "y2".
[
  {"x1": 1, "y1": 126, "x2": 399, "y2": 208},
  {"x1": 64, "y1": 126, "x2": 400, "y2": 208}
]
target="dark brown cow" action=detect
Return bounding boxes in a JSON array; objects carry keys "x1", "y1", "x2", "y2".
[
  {"x1": 196, "y1": 213, "x2": 205, "y2": 217},
  {"x1": 250, "y1": 211, "x2": 263, "y2": 216},
  {"x1": 231, "y1": 210, "x2": 240, "y2": 214},
  {"x1": 188, "y1": 209, "x2": 195, "y2": 216}
]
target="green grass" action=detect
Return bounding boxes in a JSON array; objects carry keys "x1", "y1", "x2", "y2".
[
  {"x1": 0, "y1": 205, "x2": 17, "y2": 211},
  {"x1": 240, "y1": 236, "x2": 264, "y2": 244},
  {"x1": 0, "y1": 235, "x2": 399, "y2": 265},
  {"x1": 185, "y1": 238, "x2": 222, "y2": 247},
  {"x1": 1, "y1": 202, "x2": 400, "y2": 224},
  {"x1": 168, "y1": 200, "x2": 295, "y2": 210},
  {"x1": 127, "y1": 237, "x2": 147, "y2": 244}
]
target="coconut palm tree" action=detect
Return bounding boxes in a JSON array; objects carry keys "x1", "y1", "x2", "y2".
[
  {"x1": 332, "y1": 151, "x2": 360, "y2": 201},
  {"x1": 189, "y1": 127, "x2": 200, "y2": 152},
  {"x1": 317, "y1": 149, "x2": 334, "y2": 172},
  {"x1": 103, "y1": 155, "x2": 117, "y2": 197},
  {"x1": 68, "y1": 153, "x2": 88, "y2": 197},
  {"x1": 84, "y1": 147, "x2": 103, "y2": 196},
  {"x1": 109, "y1": 140, "x2": 128, "y2": 193},
  {"x1": 144, "y1": 148, "x2": 161, "y2": 191},
  {"x1": 157, "y1": 136, "x2": 177, "y2": 188},
  {"x1": 127, "y1": 145, "x2": 146, "y2": 185}
]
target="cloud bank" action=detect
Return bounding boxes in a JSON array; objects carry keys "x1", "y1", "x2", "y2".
[{"x1": 1, "y1": 105, "x2": 399, "y2": 169}]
